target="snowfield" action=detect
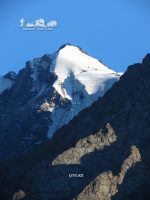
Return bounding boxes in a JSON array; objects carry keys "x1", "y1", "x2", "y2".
[
  {"x1": 52, "y1": 45, "x2": 119, "y2": 99},
  {"x1": 47, "y1": 45, "x2": 120, "y2": 137}
]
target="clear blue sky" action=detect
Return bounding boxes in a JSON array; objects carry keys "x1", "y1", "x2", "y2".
[{"x1": 0, "y1": 0, "x2": 150, "y2": 75}]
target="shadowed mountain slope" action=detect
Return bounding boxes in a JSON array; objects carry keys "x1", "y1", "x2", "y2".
[{"x1": 1, "y1": 54, "x2": 150, "y2": 200}]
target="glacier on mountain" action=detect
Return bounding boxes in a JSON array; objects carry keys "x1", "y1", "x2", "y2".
[{"x1": 47, "y1": 45, "x2": 120, "y2": 138}]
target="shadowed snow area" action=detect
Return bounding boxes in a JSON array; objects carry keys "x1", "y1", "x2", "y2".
[
  {"x1": 47, "y1": 45, "x2": 120, "y2": 137},
  {"x1": 52, "y1": 45, "x2": 119, "y2": 99}
]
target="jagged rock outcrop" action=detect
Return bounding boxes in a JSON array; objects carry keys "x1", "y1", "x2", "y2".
[
  {"x1": 12, "y1": 190, "x2": 26, "y2": 200},
  {"x1": 74, "y1": 146, "x2": 141, "y2": 200},
  {"x1": 52, "y1": 123, "x2": 117, "y2": 165}
]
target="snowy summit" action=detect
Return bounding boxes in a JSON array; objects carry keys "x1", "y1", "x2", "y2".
[
  {"x1": 46, "y1": 44, "x2": 120, "y2": 137},
  {"x1": 52, "y1": 44, "x2": 120, "y2": 100},
  {"x1": 29, "y1": 44, "x2": 121, "y2": 138}
]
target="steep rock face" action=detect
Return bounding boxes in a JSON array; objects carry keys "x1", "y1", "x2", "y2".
[
  {"x1": 52, "y1": 123, "x2": 117, "y2": 165},
  {"x1": 0, "y1": 44, "x2": 119, "y2": 162},
  {"x1": 1, "y1": 54, "x2": 150, "y2": 200},
  {"x1": 74, "y1": 146, "x2": 141, "y2": 200}
]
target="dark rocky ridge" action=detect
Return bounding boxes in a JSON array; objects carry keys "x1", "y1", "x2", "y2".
[
  {"x1": 0, "y1": 54, "x2": 150, "y2": 199},
  {"x1": 0, "y1": 53, "x2": 71, "y2": 162}
]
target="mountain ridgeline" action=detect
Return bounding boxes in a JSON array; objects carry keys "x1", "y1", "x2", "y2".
[
  {"x1": 0, "y1": 47, "x2": 150, "y2": 200},
  {"x1": 0, "y1": 44, "x2": 119, "y2": 163}
]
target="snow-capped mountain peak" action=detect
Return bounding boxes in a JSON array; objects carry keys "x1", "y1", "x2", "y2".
[
  {"x1": 27, "y1": 44, "x2": 120, "y2": 138},
  {"x1": 42, "y1": 44, "x2": 120, "y2": 137},
  {"x1": 0, "y1": 44, "x2": 120, "y2": 143},
  {"x1": 52, "y1": 44, "x2": 119, "y2": 100}
]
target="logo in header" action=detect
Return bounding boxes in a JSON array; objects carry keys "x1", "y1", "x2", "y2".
[{"x1": 20, "y1": 18, "x2": 58, "y2": 30}]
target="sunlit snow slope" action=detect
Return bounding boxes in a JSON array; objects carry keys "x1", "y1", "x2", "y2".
[{"x1": 47, "y1": 45, "x2": 120, "y2": 137}]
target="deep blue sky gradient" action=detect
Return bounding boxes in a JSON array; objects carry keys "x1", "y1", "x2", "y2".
[{"x1": 0, "y1": 0, "x2": 150, "y2": 75}]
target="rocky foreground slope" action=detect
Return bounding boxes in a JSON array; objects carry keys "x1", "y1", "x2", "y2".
[{"x1": 1, "y1": 54, "x2": 150, "y2": 200}]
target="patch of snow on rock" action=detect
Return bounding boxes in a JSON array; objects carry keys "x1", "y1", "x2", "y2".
[{"x1": 0, "y1": 76, "x2": 14, "y2": 95}]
